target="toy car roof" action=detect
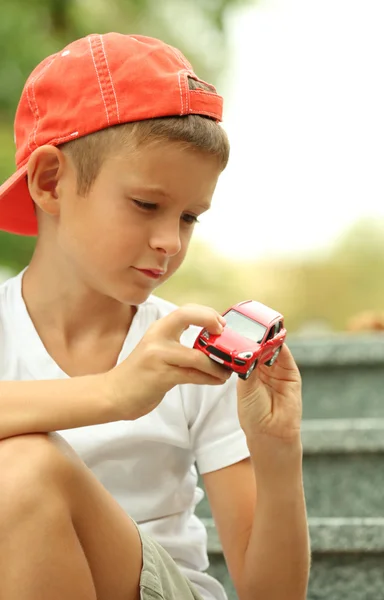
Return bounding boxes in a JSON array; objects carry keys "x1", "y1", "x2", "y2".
[{"x1": 227, "y1": 300, "x2": 283, "y2": 327}]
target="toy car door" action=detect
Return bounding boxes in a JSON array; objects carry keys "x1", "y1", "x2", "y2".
[{"x1": 260, "y1": 324, "x2": 276, "y2": 361}]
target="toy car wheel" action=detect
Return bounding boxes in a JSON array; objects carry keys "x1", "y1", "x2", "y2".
[
  {"x1": 239, "y1": 360, "x2": 257, "y2": 380},
  {"x1": 265, "y1": 346, "x2": 281, "y2": 367}
]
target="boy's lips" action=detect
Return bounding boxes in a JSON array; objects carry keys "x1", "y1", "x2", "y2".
[{"x1": 133, "y1": 267, "x2": 166, "y2": 280}]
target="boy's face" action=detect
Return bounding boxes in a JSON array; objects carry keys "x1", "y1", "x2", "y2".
[{"x1": 49, "y1": 141, "x2": 222, "y2": 305}]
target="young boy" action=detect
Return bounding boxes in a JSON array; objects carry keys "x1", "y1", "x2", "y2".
[{"x1": 0, "y1": 33, "x2": 309, "y2": 600}]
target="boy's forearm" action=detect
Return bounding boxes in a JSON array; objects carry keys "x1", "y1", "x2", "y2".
[
  {"x1": 0, "y1": 376, "x2": 118, "y2": 440},
  {"x1": 241, "y1": 435, "x2": 310, "y2": 600}
]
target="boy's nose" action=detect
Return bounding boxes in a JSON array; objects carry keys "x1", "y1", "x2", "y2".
[{"x1": 149, "y1": 224, "x2": 182, "y2": 257}]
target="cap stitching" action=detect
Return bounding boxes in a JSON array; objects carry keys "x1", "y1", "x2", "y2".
[
  {"x1": 91, "y1": 36, "x2": 119, "y2": 125},
  {"x1": 49, "y1": 132, "x2": 80, "y2": 146},
  {"x1": 179, "y1": 71, "x2": 189, "y2": 114},
  {"x1": 177, "y1": 72, "x2": 184, "y2": 115},
  {"x1": 27, "y1": 57, "x2": 56, "y2": 152},
  {"x1": 88, "y1": 36, "x2": 110, "y2": 125},
  {"x1": 185, "y1": 74, "x2": 190, "y2": 114},
  {"x1": 189, "y1": 88, "x2": 221, "y2": 99},
  {"x1": 99, "y1": 35, "x2": 121, "y2": 124}
]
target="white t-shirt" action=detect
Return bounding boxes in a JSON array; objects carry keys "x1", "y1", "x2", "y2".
[{"x1": 0, "y1": 270, "x2": 250, "y2": 600}]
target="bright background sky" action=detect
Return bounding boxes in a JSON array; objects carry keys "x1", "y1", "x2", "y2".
[{"x1": 197, "y1": 0, "x2": 384, "y2": 260}]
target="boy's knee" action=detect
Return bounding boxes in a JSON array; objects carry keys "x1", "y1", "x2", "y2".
[{"x1": 0, "y1": 433, "x2": 78, "y2": 515}]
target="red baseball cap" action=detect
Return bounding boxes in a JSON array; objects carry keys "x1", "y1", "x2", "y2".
[{"x1": 0, "y1": 32, "x2": 223, "y2": 236}]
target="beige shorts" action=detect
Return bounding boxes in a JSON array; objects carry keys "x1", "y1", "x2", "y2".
[{"x1": 133, "y1": 521, "x2": 205, "y2": 600}]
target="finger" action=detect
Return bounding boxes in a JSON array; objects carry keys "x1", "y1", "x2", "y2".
[
  {"x1": 175, "y1": 368, "x2": 230, "y2": 387},
  {"x1": 266, "y1": 344, "x2": 299, "y2": 373},
  {"x1": 165, "y1": 343, "x2": 233, "y2": 381},
  {"x1": 236, "y1": 344, "x2": 299, "y2": 388},
  {"x1": 151, "y1": 304, "x2": 225, "y2": 341},
  {"x1": 256, "y1": 344, "x2": 301, "y2": 387}
]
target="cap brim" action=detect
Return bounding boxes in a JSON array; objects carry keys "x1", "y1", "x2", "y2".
[{"x1": 0, "y1": 165, "x2": 37, "y2": 236}]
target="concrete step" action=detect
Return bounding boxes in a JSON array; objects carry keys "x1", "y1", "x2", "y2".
[
  {"x1": 302, "y1": 418, "x2": 384, "y2": 517},
  {"x1": 194, "y1": 334, "x2": 384, "y2": 597},
  {"x1": 196, "y1": 419, "x2": 384, "y2": 520},
  {"x1": 288, "y1": 334, "x2": 384, "y2": 419},
  {"x1": 204, "y1": 517, "x2": 384, "y2": 600}
]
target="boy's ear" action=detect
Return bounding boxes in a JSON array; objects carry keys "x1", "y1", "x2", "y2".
[{"x1": 27, "y1": 145, "x2": 67, "y2": 217}]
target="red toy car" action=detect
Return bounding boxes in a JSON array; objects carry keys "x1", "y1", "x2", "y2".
[{"x1": 193, "y1": 300, "x2": 286, "y2": 380}]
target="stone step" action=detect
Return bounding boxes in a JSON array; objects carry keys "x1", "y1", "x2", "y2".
[
  {"x1": 302, "y1": 418, "x2": 384, "y2": 517},
  {"x1": 204, "y1": 517, "x2": 384, "y2": 600},
  {"x1": 288, "y1": 334, "x2": 384, "y2": 419},
  {"x1": 196, "y1": 419, "x2": 384, "y2": 520}
]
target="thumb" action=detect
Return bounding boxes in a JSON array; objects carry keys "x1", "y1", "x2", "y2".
[{"x1": 151, "y1": 303, "x2": 225, "y2": 341}]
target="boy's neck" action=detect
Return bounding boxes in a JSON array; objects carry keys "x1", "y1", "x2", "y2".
[
  {"x1": 20, "y1": 256, "x2": 137, "y2": 376},
  {"x1": 22, "y1": 256, "x2": 136, "y2": 347}
]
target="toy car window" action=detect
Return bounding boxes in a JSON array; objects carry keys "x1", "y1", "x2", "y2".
[
  {"x1": 224, "y1": 310, "x2": 267, "y2": 344},
  {"x1": 266, "y1": 327, "x2": 275, "y2": 341}
]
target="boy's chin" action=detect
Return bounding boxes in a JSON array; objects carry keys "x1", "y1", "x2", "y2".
[
  {"x1": 113, "y1": 283, "x2": 158, "y2": 306},
  {"x1": 101, "y1": 269, "x2": 167, "y2": 305}
]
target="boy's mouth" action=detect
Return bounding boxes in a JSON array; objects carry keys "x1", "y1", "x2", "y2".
[{"x1": 133, "y1": 268, "x2": 165, "y2": 280}]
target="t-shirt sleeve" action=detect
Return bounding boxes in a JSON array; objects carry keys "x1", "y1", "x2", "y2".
[{"x1": 183, "y1": 375, "x2": 251, "y2": 475}]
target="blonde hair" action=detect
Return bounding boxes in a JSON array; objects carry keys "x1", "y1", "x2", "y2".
[{"x1": 59, "y1": 78, "x2": 230, "y2": 196}]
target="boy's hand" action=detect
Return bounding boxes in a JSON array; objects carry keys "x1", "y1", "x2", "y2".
[
  {"x1": 237, "y1": 344, "x2": 302, "y2": 442},
  {"x1": 103, "y1": 304, "x2": 231, "y2": 421}
]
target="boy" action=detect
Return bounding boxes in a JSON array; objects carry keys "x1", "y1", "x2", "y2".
[{"x1": 0, "y1": 33, "x2": 309, "y2": 600}]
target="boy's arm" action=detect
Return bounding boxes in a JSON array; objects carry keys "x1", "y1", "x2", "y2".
[
  {"x1": 244, "y1": 436, "x2": 309, "y2": 599},
  {"x1": 203, "y1": 344, "x2": 310, "y2": 600},
  {"x1": 203, "y1": 440, "x2": 309, "y2": 600},
  {"x1": 0, "y1": 304, "x2": 230, "y2": 440},
  {"x1": 0, "y1": 376, "x2": 117, "y2": 440}
]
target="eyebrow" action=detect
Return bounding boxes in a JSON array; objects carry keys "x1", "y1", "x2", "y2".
[
  {"x1": 138, "y1": 185, "x2": 169, "y2": 198},
  {"x1": 196, "y1": 203, "x2": 211, "y2": 212}
]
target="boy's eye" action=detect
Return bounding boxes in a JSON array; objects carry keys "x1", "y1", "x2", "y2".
[
  {"x1": 133, "y1": 200, "x2": 199, "y2": 225},
  {"x1": 182, "y1": 213, "x2": 199, "y2": 225},
  {"x1": 133, "y1": 200, "x2": 157, "y2": 210}
]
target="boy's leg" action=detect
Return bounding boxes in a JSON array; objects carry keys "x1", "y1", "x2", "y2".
[{"x1": 0, "y1": 433, "x2": 142, "y2": 600}]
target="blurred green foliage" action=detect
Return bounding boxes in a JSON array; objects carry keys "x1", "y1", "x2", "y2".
[
  {"x1": 0, "y1": 0, "x2": 251, "y2": 268},
  {"x1": 158, "y1": 219, "x2": 384, "y2": 333},
  {"x1": 1, "y1": 0, "x2": 383, "y2": 333},
  {"x1": 0, "y1": 0, "x2": 248, "y2": 120}
]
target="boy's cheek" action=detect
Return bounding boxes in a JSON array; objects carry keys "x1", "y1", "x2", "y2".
[{"x1": 165, "y1": 253, "x2": 188, "y2": 279}]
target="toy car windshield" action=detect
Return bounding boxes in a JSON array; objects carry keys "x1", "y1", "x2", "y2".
[{"x1": 224, "y1": 309, "x2": 267, "y2": 344}]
